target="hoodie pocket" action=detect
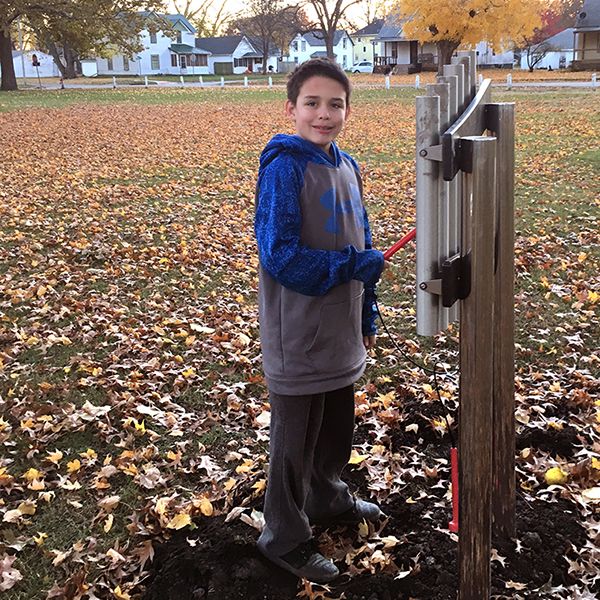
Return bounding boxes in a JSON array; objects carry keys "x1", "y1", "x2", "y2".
[{"x1": 306, "y1": 289, "x2": 364, "y2": 369}]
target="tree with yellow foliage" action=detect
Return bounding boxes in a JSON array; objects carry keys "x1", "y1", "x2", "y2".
[{"x1": 396, "y1": 0, "x2": 545, "y2": 72}]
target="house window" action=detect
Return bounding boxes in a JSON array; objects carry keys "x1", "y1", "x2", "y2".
[
  {"x1": 171, "y1": 54, "x2": 178, "y2": 67},
  {"x1": 176, "y1": 31, "x2": 182, "y2": 44},
  {"x1": 301, "y1": 41, "x2": 306, "y2": 52},
  {"x1": 292, "y1": 41, "x2": 298, "y2": 51},
  {"x1": 150, "y1": 31, "x2": 157, "y2": 44},
  {"x1": 234, "y1": 57, "x2": 252, "y2": 68},
  {"x1": 357, "y1": 37, "x2": 361, "y2": 42},
  {"x1": 180, "y1": 55, "x2": 187, "y2": 68},
  {"x1": 151, "y1": 54, "x2": 160, "y2": 70},
  {"x1": 107, "y1": 57, "x2": 113, "y2": 71},
  {"x1": 123, "y1": 56, "x2": 129, "y2": 71},
  {"x1": 343, "y1": 37, "x2": 347, "y2": 49},
  {"x1": 195, "y1": 54, "x2": 208, "y2": 66},
  {"x1": 364, "y1": 46, "x2": 366, "y2": 53},
  {"x1": 294, "y1": 56, "x2": 299, "y2": 63}
]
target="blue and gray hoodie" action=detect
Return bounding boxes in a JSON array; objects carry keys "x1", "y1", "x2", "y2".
[{"x1": 255, "y1": 134, "x2": 384, "y2": 395}]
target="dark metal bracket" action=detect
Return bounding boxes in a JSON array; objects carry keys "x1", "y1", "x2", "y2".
[{"x1": 419, "y1": 252, "x2": 471, "y2": 307}]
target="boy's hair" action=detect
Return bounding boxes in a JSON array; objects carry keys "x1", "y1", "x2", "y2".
[{"x1": 287, "y1": 58, "x2": 351, "y2": 106}]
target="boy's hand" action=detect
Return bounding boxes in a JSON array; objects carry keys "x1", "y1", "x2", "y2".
[{"x1": 363, "y1": 335, "x2": 376, "y2": 349}]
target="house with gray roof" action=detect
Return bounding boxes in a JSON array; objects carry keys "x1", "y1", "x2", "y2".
[
  {"x1": 195, "y1": 35, "x2": 278, "y2": 74},
  {"x1": 373, "y1": 14, "x2": 437, "y2": 73},
  {"x1": 286, "y1": 30, "x2": 354, "y2": 70},
  {"x1": 96, "y1": 12, "x2": 210, "y2": 76},
  {"x1": 573, "y1": 0, "x2": 600, "y2": 70},
  {"x1": 350, "y1": 19, "x2": 384, "y2": 64},
  {"x1": 519, "y1": 28, "x2": 576, "y2": 70}
]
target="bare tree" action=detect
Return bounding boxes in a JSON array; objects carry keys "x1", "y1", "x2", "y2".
[
  {"x1": 173, "y1": 0, "x2": 231, "y2": 36},
  {"x1": 306, "y1": 0, "x2": 363, "y2": 59},
  {"x1": 233, "y1": 0, "x2": 306, "y2": 72}
]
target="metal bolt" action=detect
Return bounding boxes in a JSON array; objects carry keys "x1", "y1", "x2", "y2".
[
  {"x1": 419, "y1": 282, "x2": 427, "y2": 290},
  {"x1": 419, "y1": 149, "x2": 428, "y2": 157}
]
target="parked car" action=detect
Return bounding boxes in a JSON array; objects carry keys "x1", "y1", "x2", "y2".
[{"x1": 350, "y1": 60, "x2": 373, "y2": 73}]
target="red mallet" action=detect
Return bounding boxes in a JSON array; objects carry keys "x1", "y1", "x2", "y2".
[
  {"x1": 448, "y1": 447, "x2": 459, "y2": 533},
  {"x1": 383, "y1": 228, "x2": 416, "y2": 260}
]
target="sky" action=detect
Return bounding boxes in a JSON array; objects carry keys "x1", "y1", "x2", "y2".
[{"x1": 167, "y1": 0, "x2": 376, "y2": 31}]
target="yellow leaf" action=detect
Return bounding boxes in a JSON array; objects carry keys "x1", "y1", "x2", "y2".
[
  {"x1": 544, "y1": 467, "x2": 568, "y2": 485},
  {"x1": 80, "y1": 448, "x2": 97, "y2": 460},
  {"x1": 577, "y1": 252, "x2": 587, "y2": 263},
  {"x1": 46, "y1": 450, "x2": 63, "y2": 465},
  {"x1": 224, "y1": 477, "x2": 236, "y2": 492},
  {"x1": 67, "y1": 459, "x2": 81, "y2": 473},
  {"x1": 591, "y1": 457, "x2": 600, "y2": 470},
  {"x1": 166, "y1": 512, "x2": 191, "y2": 530},
  {"x1": 547, "y1": 420, "x2": 563, "y2": 430},
  {"x1": 199, "y1": 499, "x2": 213, "y2": 517},
  {"x1": 182, "y1": 367, "x2": 196, "y2": 378},
  {"x1": 18, "y1": 501, "x2": 37, "y2": 515},
  {"x1": 33, "y1": 532, "x2": 48, "y2": 545},
  {"x1": 252, "y1": 479, "x2": 266, "y2": 492},
  {"x1": 23, "y1": 468, "x2": 43, "y2": 482},
  {"x1": 348, "y1": 449, "x2": 369, "y2": 465},
  {"x1": 104, "y1": 514, "x2": 114, "y2": 533},
  {"x1": 235, "y1": 459, "x2": 254, "y2": 474},
  {"x1": 113, "y1": 585, "x2": 132, "y2": 600},
  {"x1": 588, "y1": 290, "x2": 599, "y2": 304}
]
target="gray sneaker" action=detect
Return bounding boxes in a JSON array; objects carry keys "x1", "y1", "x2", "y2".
[
  {"x1": 327, "y1": 498, "x2": 383, "y2": 526},
  {"x1": 258, "y1": 540, "x2": 339, "y2": 584}
]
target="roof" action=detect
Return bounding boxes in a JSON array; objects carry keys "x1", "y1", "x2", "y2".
[
  {"x1": 246, "y1": 35, "x2": 280, "y2": 56},
  {"x1": 352, "y1": 19, "x2": 385, "y2": 37},
  {"x1": 170, "y1": 44, "x2": 209, "y2": 55},
  {"x1": 310, "y1": 51, "x2": 337, "y2": 58},
  {"x1": 376, "y1": 14, "x2": 410, "y2": 41},
  {"x1": 195, "y1": 35, "x2": 247, "y2": 55},
  {"x1": 137, "y1": 11, "x2": 196, "y2": 34},
  {"x1": 541, "y1": 28, "x2": 576, "y2": 49},
  {"x1": 574, "y1": 0, "x2": 600, "y2": 31},
  {"x1": 164, "y1": 14, "x2": 196, "y2": 33},
  {"x1": 301, "y1": 30, "x2": 350, "y2": 46}
]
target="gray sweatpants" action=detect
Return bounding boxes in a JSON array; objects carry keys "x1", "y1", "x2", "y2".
[{"x1": 257, "y1": 384, "x2": 356, "y2": 557}]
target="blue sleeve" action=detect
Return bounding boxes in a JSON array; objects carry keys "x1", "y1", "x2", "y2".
[
  {"x1": 255, "y1": 156, "x2": 384, "y2": 297},
  {"x1": 362, "y1": 207, "x2": 379, "y2": 336}
]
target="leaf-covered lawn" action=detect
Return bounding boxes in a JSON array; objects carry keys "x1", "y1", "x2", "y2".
[{"x1": 0, "y1": 87, "x2": 598, "y2": 599}]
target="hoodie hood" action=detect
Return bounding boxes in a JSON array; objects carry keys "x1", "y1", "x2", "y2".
[{"x1": 259, "y1": 134, "x2": 341, "y2": 177}]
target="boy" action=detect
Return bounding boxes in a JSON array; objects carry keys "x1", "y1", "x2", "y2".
[{"x1": 254, "y1": 59, "x2": 386, "y2": 583}]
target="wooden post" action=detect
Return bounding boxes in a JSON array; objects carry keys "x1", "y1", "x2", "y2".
[
  {"x1": 458, "y1": 135, "x2": 496, "y2": 600},
  {"x1": 487, "y1": 103, "x2": 516, "y2": 539}
]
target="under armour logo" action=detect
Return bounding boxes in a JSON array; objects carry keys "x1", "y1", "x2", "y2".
[{"x1": 320, "y1": 184, "x2": 362, "y2": 234}]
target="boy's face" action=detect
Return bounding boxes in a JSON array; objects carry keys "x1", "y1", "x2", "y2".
[{"x1": 285, "y1": 75, "x2": 350, "y2": 154}]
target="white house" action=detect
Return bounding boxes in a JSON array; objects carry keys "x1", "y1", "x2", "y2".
[
  {"x1": 10, "y1": 50, "x2": 58, "y2": 78},
  {"x1": 194, "y1": 35, "x2": 278, "y2": 75},
  {"x1": 519, "y1": 28, "x2": 575, "y2": 70},
  {"x1": 96, "y1": 13, "x2": 210, "y2": 76},
  {"x1": 475, "y1": 41, "x2": 515, "y2": 68},
  {"x1": 287, "y1": 31, "x2": 354, "y2": 70}
]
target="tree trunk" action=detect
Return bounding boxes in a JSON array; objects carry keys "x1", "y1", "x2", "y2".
[
  {"x1": 326, "y1": 31, "x2": 335, "y2": 61},
  {"x1": 63, "y1": 42, "x2": 77, "y2": 79},
  {"x1": 0, "y1": 27, "x2": 18, "y2": 91},
  {"x1": 46, "y1": 38, "x2": 67, "y2": 78},
  {"x1": 436, "y1": 40, "x2": 460, "y2": 74}
]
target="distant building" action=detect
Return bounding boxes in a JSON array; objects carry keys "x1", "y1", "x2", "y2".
[
  {"x1": 475, "y1": 41, "x2": 515, "y2": 69},
  {"x1": 286, "y1": 31, "x2": 354, "y2": 70},
  {"x1": 96, "y1": 13, "x2": 210, "y2": 76},
  {"x1": 10, "y1": 50, "x2": 58, "y2": 78},
  {"x1": 373, "y1": 14, "x2": 437, "y2": 73},
  {"x1": 519, "y1": 29, "x2": 576, "y2": 70},
  {"x1": 572, "y1": 0, "x2": 600, "y2": 70},
  {"x1": 350, "y1": 19, "x2": 384, "y2": 64},
  {"x1": 195, "y1": 35, "x2": 278, "y2": 75}
]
